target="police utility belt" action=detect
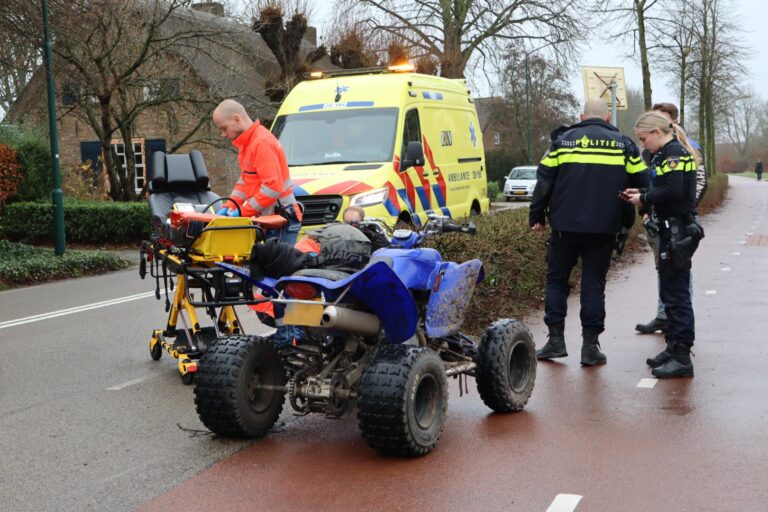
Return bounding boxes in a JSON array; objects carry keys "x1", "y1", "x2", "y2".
[{"x1": 644, "y1": 212, "x2": 705, "y2": 270}]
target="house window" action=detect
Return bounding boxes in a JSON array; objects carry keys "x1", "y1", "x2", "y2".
[
  {"x1": 111, "y1": 138, "x2": 146, "y2": 194},
  {"x1": 61, "y1": 84, "x2": 79, "y2": 106},
  {"x1": 494, "y1": 131, "x2": 501, "y2": 146}
]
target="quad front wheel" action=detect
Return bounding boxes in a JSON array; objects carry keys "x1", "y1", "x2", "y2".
[
  {"x1": 194, "y1": 335, "x2": 285, "y2": 437},
  {"x1": 475, "y1": 319, "x2": 536, "y2": 412},
  {"x1": 357, "y1": 344, "x2": 448, "y2": 456}
]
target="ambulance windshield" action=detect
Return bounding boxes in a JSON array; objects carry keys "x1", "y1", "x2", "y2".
[{"x1": 272, "y1": 108, "x2": 398, "y2": 166}]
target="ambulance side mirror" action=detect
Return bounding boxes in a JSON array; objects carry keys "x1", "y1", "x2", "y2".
[{"x1": 401, "y1": 141, "x2": 425, "y2": 171}]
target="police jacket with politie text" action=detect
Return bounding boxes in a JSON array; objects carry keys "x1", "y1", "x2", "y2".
[
  {"x1": 640, "y1": 139, "x2": 697, "y2": 220},
  {"x1": 529, "y1": 118, "x2": 649, "y2": 235}
]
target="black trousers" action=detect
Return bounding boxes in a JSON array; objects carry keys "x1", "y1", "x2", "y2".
[
  {"x1": 659, "y1": 258, "x2": 695, "y2": 345},
  {"x1": 544, "y1": 231, "x2": 614, "y2": 334}
]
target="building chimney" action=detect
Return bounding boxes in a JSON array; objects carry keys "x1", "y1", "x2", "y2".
[{"x1": 191, "y1": 2, "x2": 225, "y2": 17}]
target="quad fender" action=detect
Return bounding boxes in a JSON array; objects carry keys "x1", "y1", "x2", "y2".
[
  {"x1": 425, "y1": 259, "x2": 484, "y2": 338},
  {"x1": 370, "y1": 247, "x2": 443, "y2": 290},
  {"x1": 276, "y1": 261, "x2": 418, "y2": 344}
]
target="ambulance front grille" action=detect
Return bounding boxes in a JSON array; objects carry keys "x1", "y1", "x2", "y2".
[{"x1": 297, "y1": 195, "x2": 344, "y2": 226}]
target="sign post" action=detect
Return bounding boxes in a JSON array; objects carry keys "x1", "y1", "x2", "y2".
[{"x1": 582, "y1": 66, "x2": 627, "y2": 127}]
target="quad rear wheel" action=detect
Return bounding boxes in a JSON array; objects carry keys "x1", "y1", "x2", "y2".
[
  {"x1": 357, "y1": 344, "x2": 448, "y2": 456},
  {"x1": 475, "y1": 319, "x2": 536, "y2": 412},
  {"x1": 194, "y1": 335, "x2": 285, "y2": 437}
]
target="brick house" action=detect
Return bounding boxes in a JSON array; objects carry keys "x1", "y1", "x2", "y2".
[
  {"x1": 8, "y1": 2, "x2": 331, "y2": 197},
  {"x1": 474, "y1": 97, "x2": 515, "y2": 152}
]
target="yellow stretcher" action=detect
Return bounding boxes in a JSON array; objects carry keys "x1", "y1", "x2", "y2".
[
  {"x1": 140, "y1": 211, "x2": 286, "y2": 384},
  {"x1": 139, "y1": 149, "x2": 285, "y2": 384}
]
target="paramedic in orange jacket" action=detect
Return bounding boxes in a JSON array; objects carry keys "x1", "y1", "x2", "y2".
[{"x1": 212, "y1": 99, "x2": 302, "y2": 245}]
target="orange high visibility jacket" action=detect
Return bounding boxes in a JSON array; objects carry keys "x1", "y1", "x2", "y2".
[{"x1": 227, "y1": 121, "x2": 301, "y2": 219}]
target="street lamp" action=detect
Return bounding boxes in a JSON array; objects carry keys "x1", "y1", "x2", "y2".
[
  {"x1": 42, "y1": 0, "x2": 66, "y2": 255},
  {"x1": 522, "y1": 43, "x2": 555, "y2": 166},
  {"x1": 525, "y1": 54, "x2": 531, "y2": 165}
]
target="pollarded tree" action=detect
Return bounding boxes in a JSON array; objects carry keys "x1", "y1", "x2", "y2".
[{"x1": 252, "y1": 1, "x2": 327, "y2": 103}]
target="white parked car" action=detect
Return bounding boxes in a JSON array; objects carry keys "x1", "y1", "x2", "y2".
[{"x1": 503, "y1": 166, "x2": 538, "y2": 201}]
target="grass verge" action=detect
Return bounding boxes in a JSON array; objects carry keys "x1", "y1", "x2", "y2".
[{"x1": 0, "y1": 240, "x2": 130, "y2": 290}]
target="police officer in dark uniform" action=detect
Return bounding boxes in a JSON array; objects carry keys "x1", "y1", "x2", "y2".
[
  {"x1": 622, "y1": 111, "x2": 704, "y2": 378},
  {"x1": 531, "y1": 99, "x2": 649, "y2": 366}
]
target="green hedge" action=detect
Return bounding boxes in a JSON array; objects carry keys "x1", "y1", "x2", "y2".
[
  {"x1": 0, "y1": 200, "x2": 152, "y2": 243},
  {"x1": 0, "y1": 125, "x2": 53, "y2": 201},
  {"x1": 0, "y1": 239, "x2": 130, "y2": 290}
]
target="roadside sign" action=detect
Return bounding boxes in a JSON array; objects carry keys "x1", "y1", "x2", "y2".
[{"x1": 582, "y1": 66, "x2": 628, "y2": 110}]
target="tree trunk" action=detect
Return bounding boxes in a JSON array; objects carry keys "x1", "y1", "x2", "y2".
[
  {"x1": 636, "y1": 0, "x2": 653, "y2": 110},
  {"x1": 678, "y1": 61, "x2": 686, "y2": 126}
]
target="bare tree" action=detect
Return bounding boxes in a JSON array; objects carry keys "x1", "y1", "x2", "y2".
[
  {"x1": 497, "y1": 43, "x2": 580, "y2": 163},
  {"x1": 0, "y1": 36, "x2": 39, "y2": 121},
  {"x1": 722, "y1": 90, "x2": 759, "y2": 158},
  {"x1": 342, "y1": 0, "x2": 585, "y2": 79},
  {"x1": 688, "y1": 0, "x2": 746, "y2": 174},
  {"x1": 592, "y1": 0, "x2": 665, "y2": 111},
  {"x1": 651, "y1": 0, "x2": 697, "y2": 124}
]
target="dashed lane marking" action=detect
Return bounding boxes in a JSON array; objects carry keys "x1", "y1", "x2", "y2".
[
  {"x1": 637, "y1": 378, "x2": 658, "y2": 388},
  {"x1": 546, "y1": 494, "x2": 583, "y2": 512},
  {"x1": 0, "y1": 290, "x2": 163, "y2": 331},
  {"x1": 108, "y1": 376, "x2": 152, "y2": 391},
  {"x1": 732, "y1": 252, "x2": 741, "y2": 256},
  {"x1": 722, "y1": 267, "x2": 731, "y2": 271},
  {"x1": 705, "y1": 290, "x2": 717, "y2": 296}
]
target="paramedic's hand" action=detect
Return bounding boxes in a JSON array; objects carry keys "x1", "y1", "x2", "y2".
[
  {"x1": 531, "y1": 223, "x2": 544, "y2": 233},
  {"x1": 226, "y1": 208, "x2": 240, "y2": 217},
  {"x1": 215, "y1": 207, "x2": 229, "y2": 216}
]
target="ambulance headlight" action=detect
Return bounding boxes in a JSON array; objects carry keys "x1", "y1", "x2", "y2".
[{"x1": 350, "y1": 188, "x2": 388, "y2": 207}]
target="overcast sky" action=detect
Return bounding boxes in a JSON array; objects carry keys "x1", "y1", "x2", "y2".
[{"x1": 309, "y1": 0, "x2": 766, "y2": 108}]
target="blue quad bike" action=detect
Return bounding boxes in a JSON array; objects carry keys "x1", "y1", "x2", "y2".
[{"x1": 193, "y1": 217, "x2": 536, "y2": 456}]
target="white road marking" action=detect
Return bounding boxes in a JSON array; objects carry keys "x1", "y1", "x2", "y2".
[
  {"x1": 546, "y1": 494, "x2": 583, "y2": 512},
  {"x1": 732, "y1": 252, "x2": 741, "y2": 256},
  {"x1": 108, "y1": 376, "x2": 151, "y2": 391},
  {"x1": 637, "y1": 378, "x2": 658, "y2": 388},
  {"x1": 739, "y1": 241, "x2": 747, "y2": 245},
  {"x1": 721, "y1": 267, "x2": 731, "y2": 272},
  {"x1": 705, "y1": 290, "x2": 717, "y2": 296},
  {"x1": 0, "y1": 290, "x2": 163, "y2": 331}
]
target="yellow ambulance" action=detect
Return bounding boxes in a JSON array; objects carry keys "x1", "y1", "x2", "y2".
[{"x1": 270, "y1": 66, "x2": 490, "y2": 229}]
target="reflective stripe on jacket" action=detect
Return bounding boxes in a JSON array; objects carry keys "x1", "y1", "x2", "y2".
[
  {"x1": 529, "y1": 118, "x2": 649, "y2": 234},
  {"x1": 229, "y1": 121, "x2": 301, "y2": 219}
]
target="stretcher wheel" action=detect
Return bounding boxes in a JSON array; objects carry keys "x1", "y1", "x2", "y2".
[
  {"x1": 150, "y1": 335, "x2": 163, "y2": 361},
  {"x1": 180, "y1": 372, "x2": 195, "y2": 385}
]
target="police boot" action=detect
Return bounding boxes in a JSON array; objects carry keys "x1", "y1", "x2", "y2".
[
  {"x1": 536, "y1": 324, "x2": 567, "y2": 360},
  {"x1": 635, "y1": 317, "x2": 668, "y2": 334},
  {"x1": 646, "y1": 338, "x2": 673, "y2": 368},
  {"x1": 580, "y1": 332, "x2": 607, "y2": 366},
  {"x1": 652, "y1": 342, "x2": 694, "y2": 378}
]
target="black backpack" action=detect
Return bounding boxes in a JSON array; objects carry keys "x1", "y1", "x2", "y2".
[{"x1": 306, "y1": 223, "x2": 372, "y2": 272}]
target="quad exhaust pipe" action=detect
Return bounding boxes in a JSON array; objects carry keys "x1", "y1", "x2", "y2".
[{"x1": 321, "y1": 306, "x2": 380, "y2": 335}]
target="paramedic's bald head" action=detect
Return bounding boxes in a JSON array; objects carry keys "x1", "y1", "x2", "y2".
[
  {"x1": 580, "y1": 99, "x2": 611, "y2": 123},
  {"x1": 213, "y1": 99, "x2": 254, "y2": 141}
]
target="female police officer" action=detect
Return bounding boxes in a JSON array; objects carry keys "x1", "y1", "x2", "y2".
[{"x1": 622, "y1": 111, "x2": 703, "y2": 378}]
